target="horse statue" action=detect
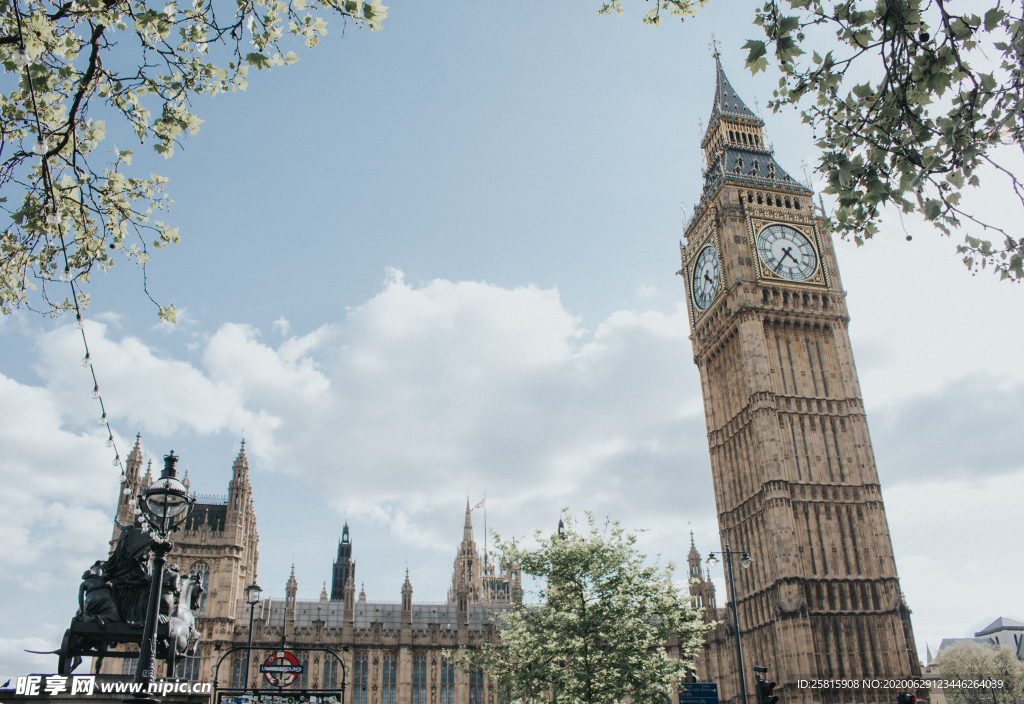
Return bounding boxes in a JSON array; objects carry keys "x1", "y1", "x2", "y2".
[{"x1": 162, "y1": 567, "x2": 204, "y2": 672}]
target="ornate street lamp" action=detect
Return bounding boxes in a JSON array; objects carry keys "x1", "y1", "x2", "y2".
[
  {"x1": 707, "y1": 543, "x2": 753, "y2": 704},
  {"x1": 245, "y1": 582, "x2": 262, "y2": 691},
  {"x1": 129, "y1": 451, "x2": 195, "y2": 703}
]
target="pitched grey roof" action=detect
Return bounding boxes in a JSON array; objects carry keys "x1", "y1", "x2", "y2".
[
  {"x1": 975, "y1": 617, "x2": 1024, "y2": 637},
  {"x1": 708, "y1": 56, "x2": 762, "y2": 129},
  {"x1": 241, "y1": 600, "x2": 502, "y2": 631},
  {"x1": 690, "y1": 58, "x2": 812, "y2": 223},
  {"x1": 938, "y1": 637, "x2": 988, "y2": 652}
]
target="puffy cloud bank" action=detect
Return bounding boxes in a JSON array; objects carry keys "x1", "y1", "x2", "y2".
[{"x1": 1, "y1": 270, "x2": 1021, "y2": 676}]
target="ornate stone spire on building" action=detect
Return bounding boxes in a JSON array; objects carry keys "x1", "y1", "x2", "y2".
[
  {"x1": 228, "y1": 440, "x2": 250, "y2": 511},
  {"x1": 331, "y1": 522, "x2": 355, "y2": 601},
  {"x1": 358, "y1": 583, "x2": 366, "y2": 603},
  {"x1": 401, "y1": 569, "x2": 413, "y2": 626},
  {"x1": 320, "y1": 582, "x2": 328, "y2": 601},
  {"x1": 448, "y1": 499, "x2": 484, "y2": 606},
  {"x1": 114, "y1": 434, "x2": 146, "y2": 526},
  {"x1": 344, "y1": 573, "x2": 356, "y2": 624},
  {"x1": 126, "y1": 433, "x2": 144, "y2": 484},
  {"x1": 691, "y1": 55, "x2": 810, "y2": 227},
  {"x1": 141, "y1": 459, "x2": 154, "y2": 489}
]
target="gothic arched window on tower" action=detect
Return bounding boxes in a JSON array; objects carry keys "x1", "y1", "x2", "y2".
[
  {"x1": 382, "y1": 653, "x2": 397, "y2": 704},
  {"x1": 469, "y1": 666, "x2": 484, "y2": 704},
  {"x1": 176, "y1": 654, "x2": 201, "y2": 681},
  {"x1": 324, "y1": 657, "x2": 339, "y2": 689},
  {"x1": 413, "y1": 655, "x2": 427, "y2": 704},
  {"x1": 192, "y1": 562, "x2": 210, "y2": 616},
  {"x1": 440, "y1": 658, "x2": 455, "y2": 704},
  {"x1": 353, "y1": 653, "x2": 368, "y2": 704},
  {"x1": 122, "y1": 650, "x2": 139, "y2": 676},
  {"x1": 297, "y1": 655, "x2": 309, "y2": 689},
  {"x1": 231, "y1": 653, "x2": 244, "y2": 688}
]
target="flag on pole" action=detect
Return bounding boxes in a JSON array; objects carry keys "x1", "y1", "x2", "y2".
[{"x1": 472, "y1": 500, "x2": 484, "y2": 510}]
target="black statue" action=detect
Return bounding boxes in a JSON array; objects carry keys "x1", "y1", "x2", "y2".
[
  {"x1": 77, "y1": 561, "x2": 119, "y2": 625},
  {"x1": 106, "y1": 516, "x2": 159, "y2": 626}
]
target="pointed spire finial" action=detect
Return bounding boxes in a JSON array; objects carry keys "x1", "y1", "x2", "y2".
[{"x1": 710, "y1": 32, "x2": 721, "y2": 58}]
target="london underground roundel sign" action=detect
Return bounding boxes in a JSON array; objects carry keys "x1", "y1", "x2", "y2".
[{"x1": 260, "y1": 651, "x2": 303, "y2": 687}]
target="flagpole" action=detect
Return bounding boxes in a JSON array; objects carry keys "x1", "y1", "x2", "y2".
[{"x1": 483, "y1": 493, "x2": 487, "y2": 567}]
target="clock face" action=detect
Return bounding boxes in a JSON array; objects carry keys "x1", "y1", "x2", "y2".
[
  {"x1": 691, "y1": 245, "x2": 720, "y2": 310},
  {"x1": 756, "y1": 224, "x2": 818, "y2": 281}
]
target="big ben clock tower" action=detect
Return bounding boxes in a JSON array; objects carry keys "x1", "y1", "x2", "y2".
[{"x1": 679, "y1": 56, "x2": 923, "y2": 704}]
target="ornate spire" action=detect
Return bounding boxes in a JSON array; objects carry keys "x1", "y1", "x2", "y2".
[
  {"x1": 286, "y1": 563, "x2": 297, "y2": 600},
  {"x1": 463, "y1": 497, "x2": 474, "y2": 543},
  {"x1": 125, "y1": 433, "x2": 144, "y2": 483},
  {"x1": 141, "y1": 459, "x2": 154, "y2": 488},
  {"x1": 689, "y1": 55, "x2": 811, "y2": 225},
  {"x1": 320, "y1": 581, "x2": 328, "y2": 601},
  {"x1": 233, "y1": 439, "x2": 249, "y2": 477},
  {"x1": 708, "y1": 55, "x2": 762, "y2": 130},
  {"x1": 332, "y1": 520, "x2": 355, "y2": 601},
  {"x1": 358, "y1": 583, "x2": 366, "y2": 603}
]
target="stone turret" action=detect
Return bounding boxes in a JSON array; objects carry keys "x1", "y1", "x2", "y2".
[
  {"x1": 284, "y1": 564, "x2": 298, "y2": 639},
  {"x1": 401, "y1": 569, "x2": 413, "y2": 622}
]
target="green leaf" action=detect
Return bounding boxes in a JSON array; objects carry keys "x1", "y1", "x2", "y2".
[
  {"x1": 743, "y1": 39, "x2": 768, "y2": 73},
  {"x1": 984, "y1": 7, "x2": 1006, "y2": 31}
]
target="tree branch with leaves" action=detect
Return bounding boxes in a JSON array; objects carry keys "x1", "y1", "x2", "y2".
[
  {"x1": 0, "y1": 0, "x2": 386, "y2": 320},
  {"x1": 451, "y1": 512, "x2": 713, "y2": 704}
]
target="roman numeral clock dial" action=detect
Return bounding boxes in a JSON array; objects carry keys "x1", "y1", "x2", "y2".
[
  {"x1": 756, "y1": 224, "x2": 818, "y2": 281},
  {"x1": 691, "y1": 244, "x2": 721, "y2": 311}
]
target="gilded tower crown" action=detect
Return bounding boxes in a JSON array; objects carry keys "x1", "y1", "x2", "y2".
[{"x1": 690, "y1": 55, "x2": 811, "y2": 232}]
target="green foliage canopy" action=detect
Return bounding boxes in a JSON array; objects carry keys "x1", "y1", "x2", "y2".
[
  {"x1": 452, "y1": 512, "x2": 713, "y2": 704},
  {"x1": 0, "y1": 0, "x2": 386, "y2": 320}
]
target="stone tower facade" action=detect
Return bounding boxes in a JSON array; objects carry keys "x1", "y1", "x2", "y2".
[
  {"x1": 98, "y1": 438, "x2": 259, "y2": 679},
  {"x1": 677, "y1": 57, "x2": 921, "y2": 704},
  {"x1": 331, "y1": 523, "x2": 355, "y2": 601}
]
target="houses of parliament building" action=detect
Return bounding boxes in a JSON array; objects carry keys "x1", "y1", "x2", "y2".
[
  {"x1": 98, "y1": 436, "x2": 523, "y2": 704},
  {"x1": 98, "y1": 54, "x2": 924, "y2": 704}
]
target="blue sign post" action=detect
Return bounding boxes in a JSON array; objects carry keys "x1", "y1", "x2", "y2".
[{"x1": 679, "y1": 682, "x2": 719, "y2": 704}]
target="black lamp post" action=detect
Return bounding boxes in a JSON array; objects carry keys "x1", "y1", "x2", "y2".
[
  {"x1": 707, "y1": 543, "x2": 753, "y2": 704},
  {"x1": 128, "y1": 451, "x2": 195, "y2": 704},
  {"x1": 245, "y1": 582, "x2": 262, "y2": 690}
]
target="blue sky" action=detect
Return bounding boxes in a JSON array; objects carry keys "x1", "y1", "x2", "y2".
[{"x1": 2, "y1": 0, "x2": 1023, "y2": 678}]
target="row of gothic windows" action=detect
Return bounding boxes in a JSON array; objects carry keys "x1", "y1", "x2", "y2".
[
  {"x1": 381, "y1": 654, "x2": 397, "y2": 704},
  {"x1": 728, "y1": 129, "x2": 761, "y2": 147},
  {"x1": 354, "y1": 653, "x2": 369, "y2": 704},
  {"x1": 413, "y1": 655, "x2": 427, "y2": 704},
  {"x1": 741, "y1": 189, "x2": 802, "y2": 210},
  {"x1": 439, "y1": 657, "x2": 455, "y2": 704}
]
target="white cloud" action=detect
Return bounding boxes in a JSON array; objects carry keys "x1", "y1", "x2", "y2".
[{"x1": 1, "y1": 270, "x2": 1021, "y2": 670}]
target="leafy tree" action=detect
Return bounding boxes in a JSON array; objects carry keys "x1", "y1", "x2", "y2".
[
  {"x1": 451, "y1": 512, "x2": 713, "y2": 704},
  {"x1": 609, "y1": 0, "x2": 1024, "y2": 281},
  {"x1": 0, "y1": 0, "x2": 386, "y2": 320},
  {"x1": 933, "y1": 641, "x2": 1024, "y2": 704}
]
